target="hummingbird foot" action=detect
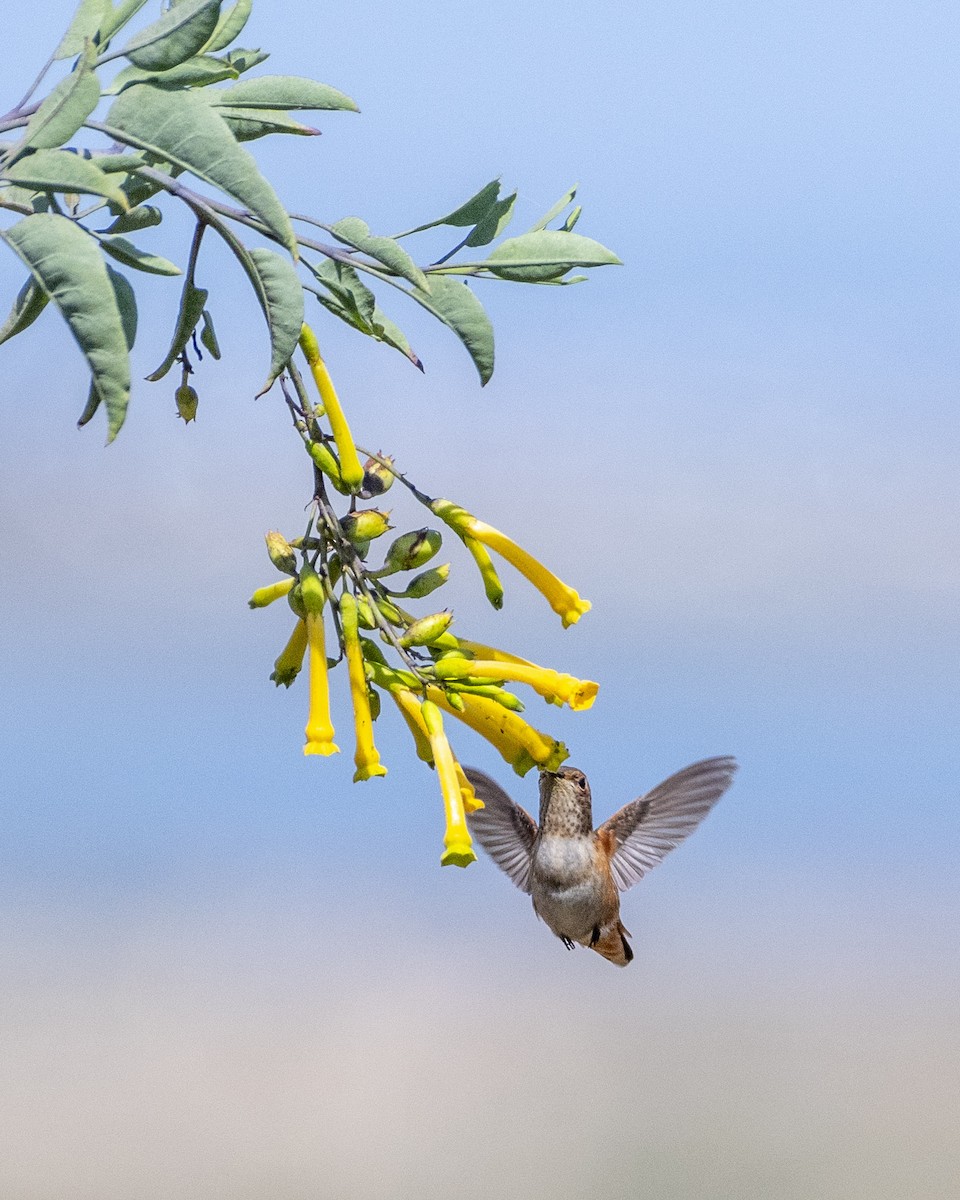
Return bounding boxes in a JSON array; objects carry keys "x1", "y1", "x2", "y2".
[{"x1": 560, "y1": 935, "x2": 576, "y2": 951}]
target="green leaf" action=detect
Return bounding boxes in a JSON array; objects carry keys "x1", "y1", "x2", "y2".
[
  {"x1": 0, "y1": 277, "x2": 49, "y2": 347},
  {"x1": 207, "y1": 74, "x2": 358, "y2": 112},
  {"x1": 0, "y1": 213, "x2": 131, "y2": 439},
  {"x1": 482, "y1": 230, "x2": 622, "y2": 282},
  {"x1": 56, "y1": 0, "x2": 110, "y2": 60},
  {"x1": 77, "y1": 264, "x2": 139, "y2": 427},
  {"x1": 560, "y1": 205, "x2": 582, "y2": 232},
  {"x1": 115, "y1": 0, "x2": 222, "y2": 72},
  {"x1": 371, "y1": 307, "x2": 422, "y2": 370},
  {"x1": 393, "y1": 180, "x2": 501, "y2": 238},
  {"x1": 3, "y1": 150, "x2": 130, "y2": 210},
  {"x1": 105, "y1": 84, "x2": 297, "y2": 255},
  {"x1": 106, "y1": 54, "x2": 239, "y2": 94},
  {"x1": 201, "y1": 0, "x2": 252, "y2": 53},
  {"x1": 308, "y1": 259, "x2": 376, "y2": 329},
  {"x1": 407, "y1": 276, "x2": 494, "y2": 385},
  {"x1": 464, "y1": 191, "x2": 516, "y2": 248},
  {"x1": 328, "y1": 218, "x2": 428, "y2": 291},
  {"x1": 19, "y1": 49, "x2": 100, "y2": 152},
  {"x1": 99, "y1": 235, "x2": 181, "y2": 275},
  {"x1": 220, "y1": 47, "x2": 269, "y2": 74},
  {"x1": 146, "y1": 282, "x2": 208, "y2": 380},
  {"x1": 100, "y1": 0, "x2": 150, "y2": 43},
  {"x1": 527, "y1": 184, "x2": 578, "y2": 233},
  {"x1": 218, "y1": 107, "x2": 319, "y2": 142},
  {"x1": 247, "y1": 248, "x2": 304, "y2": 393},
  {"x1": 199, "y1": 309, "x2": 221, "y2": 358},
  {"x1": 100, "y1": 204, "x2": 163, "y2": 235}
]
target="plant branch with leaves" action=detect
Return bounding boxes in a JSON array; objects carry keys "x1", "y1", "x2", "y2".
[{"x1": 0, "y1": 0, "x2": 620, "y2": 866}]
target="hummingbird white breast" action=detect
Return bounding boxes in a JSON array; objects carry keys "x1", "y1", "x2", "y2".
[{"x1": 531, "y1": 835, "x2": 605, "y2": 942}]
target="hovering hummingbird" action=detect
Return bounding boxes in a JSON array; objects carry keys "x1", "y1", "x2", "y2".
[{"x1": 463, "y1": 757, "x2": 737, "y2": 966}]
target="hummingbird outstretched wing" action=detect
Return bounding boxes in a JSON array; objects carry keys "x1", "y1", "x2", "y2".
[
  {"x1": 597, "y1": 756, "x2": 737, "y2": 891},
  {"x1": 462, "y1": 768, "x2": 538, "y2": 893}
]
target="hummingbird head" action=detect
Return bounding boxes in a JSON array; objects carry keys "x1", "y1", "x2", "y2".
[{"x1": 538, "y1": 766, "x2": 594, "y2": 836}]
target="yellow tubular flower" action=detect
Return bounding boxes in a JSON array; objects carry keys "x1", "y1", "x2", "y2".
[
  {"x1": 248, "y1": 578, "x2": 295, "y2": 608},
  {"x1": 298, "y1": 324, "x2": 365, "y2": 493},
  {"x1": 426, "y1": 686, "x2": 568, "y2": 777},
  {"x1": 430, "y1": 499, "x2": 590, "y2": 627},
  {"x1": 300, "y1": 567, "x2": 339, "y2": 756},
  {"x1": 420, "y1": 700, "x2": 477, "y2": 868},
  {"x1": 388, "y1": 687, "x2": 434, "y2": 764},
  {"x1": 340, "y1": 593, "x2": 387, "y2": 781},
  {"x1": 457, "y1": 638, "x2": 560, "y2": 705},
  {"x1": 271, "y1": 619, "x2": 309, "y2": 687},
  {"x1": 460, "y1": 535, "x2": 504, "y2": 609},
  {"x1": 454, "y1": 761, "x2": 484, "y2": 814},
  {"x1": 432, "y1": 657, "x2": 598, "y2": 711}
]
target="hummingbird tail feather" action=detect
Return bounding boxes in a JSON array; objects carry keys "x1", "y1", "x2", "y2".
[{"x1": 587, "y1": 920, "x2": 633, "y2": 967}]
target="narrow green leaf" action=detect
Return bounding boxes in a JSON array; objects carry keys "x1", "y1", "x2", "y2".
[
  {"x1": 100, "y1": 0, "x2": 150, "y2": 43},
  {"x1": 115, "y1": 0, "x2": 222, "y2": 72},
  {"x1": 560, "y1": 205, "x2": 582, "y2": 232},
  {"x1": 393, "y1": 180, "x2": 501, "y2": 238},
  {"x1": 407, "y1": 276, "x2": 494, "y2": 385},
  {"x1": 527, "y1": 184, "x2": 578, "y2": 233},
  {"x1": 56, "y1": 0, "x2": 110, "y2": 60},
  {"x1": 199, "y1": 309, "x2": 221, "y2": 358},
  {"x1": 4, "y1": 149, "x2": 129, "y2": 210},
  {"x1": 464, "y1": 191, "x2": 517, "y2": 248},
  {"x1": 371, "y1": 307, "x2": 422, "y2": 370},
  {"x1": 309, "y1": 287, "x2": 421, "y2": 370},
  {"x1": 0, "y1": 213, "x2": 130, "y2": 439},
  {"x1": 100, "y1": 204, "x2": 162, "y2": 235},
  {"x1": 78, "y1": 264, "x2": 139, "y2": 427},
  {"x1": 482, "y1": 230, "x2": 622, "y2": 281},
  {"x1": 106, "y1": 54, "x2": 238, "y2": 94},
  {"x1": 20, "y1": 49, "x2": 100, "y2": 152},
  {"x1": 146, "y1": 282, "x2": 208, "y2": 380},
  {"x1": 201, "y1": 0, "x2": 252, "y2": 53},
  {"x1": 207, "y1": 74, "x2": 358, "y2": 111},
  {"x1": 105, "y1": 84, "x2": 297, "y2": 254},
  {"x1": 219, "y1": 107, "x2": 319, "y2": 142},
  {"x1": 248, "y1": 247, "x2": 304, "y2": 393},
  {"x1": 307, "y1": 259, "x2": 376, "y2": 328},
  {"x1": 99, "y1": 235, "x2": 181, "y2": 275},
  {"x1": 328, "y1": 217, "x2": 428, "y2": 291},
  {"x1": 0, "y1": 276, "x2": 49, "y2": 347},
  {"x1": 220, "y1": 47, "x2": 269, "y2": 74}
]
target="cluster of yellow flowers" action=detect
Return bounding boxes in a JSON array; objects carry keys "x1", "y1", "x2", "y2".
[{"x1": 249, "y1": 324, "x2": 597, "y2": 867}]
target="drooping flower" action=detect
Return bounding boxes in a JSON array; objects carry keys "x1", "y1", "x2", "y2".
[
  {"x1": 426, "y1": 686, "x2": 568, "y2": 777},
  {"x1": 432, "y1": 655, "x2": 598, "y2": 711},
  {"x1": 420, "y1": 700, "x2": 477, "y2": 868},
  {"x1": 270, "y1": 619, "x2": 309, "y2": 688},
  {"x1": 299, "y1": 324, "x2": 365, "y2": 493},
  {"x1": 300, "y1": 565, "x2": 339, "y2": 757},
  {"x1": 339, "y1": 593, "x2": 387, "y2": 781}
]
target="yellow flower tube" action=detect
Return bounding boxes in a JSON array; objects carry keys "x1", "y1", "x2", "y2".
[
  {"x1": 300, "y1": 565, "x2": 339, "y2": 757},
  {"x1": 432, "y1": 657, "x2": 598, "y2": 711},
  {"x1": 457, "y1": 638, "x2": 561, "y2": 705},
  {"x1": 454, "y1": 761, "x2": 484, "y2": 814},
  {"x1": 426, "y1": 686, "x2": 568, "y2": 777},
  {"x1": 430, "y1": 499, "x2": 590, "y2": 627},
  {"x1": 340, "y1": 593, "x2": 387, "y2": 781},
  {"x1": 248, "y1": 578, "x2": 295, "y2": 609},
  {"x1": 298, "y1": 324, "x2": 365, "y2": 493},
  {"x1": 388, "y1": 686, "x2": 434, "y2": 764},
  {"x1": 420, "y1": 700, "x2": 476, "y2": 868},
  {"x1": 270, "y1": 619, "x2": 309, "y2": 688}
]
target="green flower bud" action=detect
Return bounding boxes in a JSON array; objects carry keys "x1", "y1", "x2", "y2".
[
  {"x1": 356, "y1": 597, "x2": 377, "y2": 629},
  {"x1": 265, "y1": 530, "x2": 298, "y2": 576},
  {"x1": 299, "y1": 564, "x2": 325, "y2": 616},
  {"x1": 307, "y1": 440, "x2": 350, "y2": 494},
  {"x1": 328, "y1": 554, "x2": 343, "y2": 587},
  {"x1": 444, "y1": 691, "x2": 466, "y2": 712},
  {"x1": 175, "y1": 383, "x2": 198, "y2": 423},
  {"x1": 381, "y1": 528, "x2": 442, "y2": 575},
  {"x1": 287, "y1": 584, "x2": 306, "y2": 619},
  {"x1": 398, "y1": 562, "x2": 450, "y2": 599},
  {"x1": 340, "y1": 509, "x2": 392, "y2": 545},
  {"x1": 360, "y1": 455, "x2": 395, "y2": 497},
  {"x1": 359, "y1": 637, "x2": 388, "y2": 665},
  {"x1": 368, "y1": 686, "x2": 382, "y2": 721},
  {"x1": 398, "y1": 610, "x2": 454, "y2": 648}
]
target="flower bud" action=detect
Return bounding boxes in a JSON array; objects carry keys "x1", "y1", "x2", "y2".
[
  {"x1": 398, "y1": 563, "x2": 450, "y2": 599},
  {"x1": 265, "y1": 530, "x2": 298, "y2": 576},
  {"x1": 398, "y1": 610, "x2": 454, "y2": 647},
  {"x1": 175, "y1": 383, "x2": 198, "y2": 423},
  {"x1": 356, "y1": 597, "x2": 377, "y2": 629},
  {"x1": 299, "y1": 563, "x2": 326, "y2": 616},
  {"x1": 248, "y1": 578, "x2": 295, "y2": 609},
  {"x1": 382, "y1": 528, "x2": 442, "y2": 574},
  {"x1": 287, "y1": 583, "x2": 306, "y2": 619},
  {"x1": 340, "y1": 509, "x2": 392, "y2": 546},
  {"x1": 307, "y1": 440, "x2": 349, "y2": 493},
  {"x1": 360, "y1": 455, "x2": 395, "y2": 498},
  {"x1": 270, "y1": 620, "x2": 308, "y2": 687},
  {"x1": 367, "y1": 686, "x2": 381, "y2": 721}
]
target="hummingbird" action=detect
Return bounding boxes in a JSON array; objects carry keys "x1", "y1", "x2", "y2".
[{"x1": 463, "y1": 757, "x2": 737, "y2": 966}]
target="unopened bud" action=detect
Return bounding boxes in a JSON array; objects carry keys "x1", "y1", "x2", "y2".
[
  {"x1": 265, "y1": 530, "x2": 298, "y2": 576},
  {"x1": 299, "y1": 564, "x2": 326, "y2": 615},
  {"x1": 399, "y1": 562, "x2": 450, "y2": 599},
  {"x1": 360, "y1": 455, "x2": 395, "y2": 497},
  {"x1": 382, "y1": 528, "x2": 442, "y2": 574},
  {"x1": 368, "y1": 686, "x2": 382, "y2": 721},
  {"x1": 356, "y1": 597, "x2": 376, "y2": 629},
  {"x1": 175, "y1": 383, "x2": 198, "y2": 423},
  {"x1": 306, "y1": 440, "x2": 349, "y2": 494},
  {"x1": 341, "y1": 509, "x2": 392, "y2": 545},
  {"x1": 398, "y1": 610, "x2": 454, "y2": 647}
]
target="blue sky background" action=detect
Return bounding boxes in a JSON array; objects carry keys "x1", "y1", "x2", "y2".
[{"x1": 1, "y1": 2, "x2": 958, "y2": 1196}]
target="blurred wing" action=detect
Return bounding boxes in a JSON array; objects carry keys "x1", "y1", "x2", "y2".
[
  {"x1": 463, "y1": 768, "x2": 538, "y2": 893},
  {"x1": 598, "y1": 757, "x2": 737, "y2": 891}
]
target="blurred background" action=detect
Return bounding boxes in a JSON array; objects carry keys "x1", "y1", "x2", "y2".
[{"x1": 2, "y1": 1, "x2": 959, "y2": 1196}]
